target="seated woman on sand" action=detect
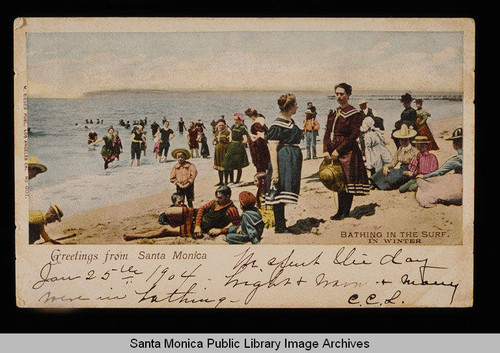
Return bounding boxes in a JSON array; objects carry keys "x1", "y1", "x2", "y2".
[
  {"x1": 399, "y1": 135, "x2": 439, "y2": 193},
  {"x1": 371, "y1": 124, "x2": 419, "y2": 190},
  {"x1": 415, "y1": 127, "x2": 463, "y2": 208},
  {"x1": 360, "y1": 116, "x2": 392, "y2": 177}
]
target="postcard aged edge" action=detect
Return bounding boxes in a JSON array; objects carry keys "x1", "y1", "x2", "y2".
[{"x1": 13, "y1": 17, "x2": 475, "y2": 309}]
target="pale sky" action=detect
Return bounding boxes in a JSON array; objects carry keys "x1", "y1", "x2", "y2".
[{"x1": 26, "y1": 31, "x2": 464, "y2": 98}]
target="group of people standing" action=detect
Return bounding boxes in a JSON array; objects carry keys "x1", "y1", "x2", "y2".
[
  {"x1": 122, "y1": 91, "x2": 303, "y2": 242},
  {"x1": 92, "y1": 84, "x2": 464, "y2": 244},
  {"x1": 122, "y1": 91, "x2": 304, "y2": 241},
  {"x1": 186, "y1": 120, "x2": 211, "y2": 159}
]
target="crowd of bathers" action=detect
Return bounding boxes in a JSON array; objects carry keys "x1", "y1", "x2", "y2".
[{"x1": 29, "y1": 85, "x2": 464, "y2": 245}]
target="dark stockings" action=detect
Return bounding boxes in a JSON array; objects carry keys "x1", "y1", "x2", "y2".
[
  {"x1": 224, "y1": 170, "x2": 234, "y2": 184},
  {"x1": 273, "y1": 203, "x2": 287, "y2": 232},
  {"x1": 235, "y1": 168, "x2": 242, "y2": 183},
  {"x1": 331, "y1": 191, "x2": 353, "y2": 220}
]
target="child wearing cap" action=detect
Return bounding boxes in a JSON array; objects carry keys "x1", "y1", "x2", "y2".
[{"x1": 225, "y1": 191, "x2": 264, "y2": 245}]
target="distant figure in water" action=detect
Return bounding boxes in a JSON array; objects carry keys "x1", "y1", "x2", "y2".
[
  {"x1": 130, "y1": 125, "x2": 145, "y2": 167},
  {"x1": 87, "y1": 131, "x2": 97, "y2": 145},
  {"x1": 90, "y1": 127, "x2": 117, "y2": 169},
  {"x1": 113, "y1": 130, "x2": 123, "y2": 161}
]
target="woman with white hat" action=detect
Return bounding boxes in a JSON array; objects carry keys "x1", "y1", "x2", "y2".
[{"x1": 371, "y1": 124, "x2": 419, "y2": 190}]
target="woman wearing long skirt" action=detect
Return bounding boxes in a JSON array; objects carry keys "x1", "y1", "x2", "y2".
[
  {"x1": 199, "y1": 131, "x2": 210, "y2": 158},
  {"x1": 245, "y1": 108, "x2": 270, "y2": 207},
  {"x1": 322, "y1": 83, "x2": 370, "y2": 220},
  {"x1": 415, "y1": 99, "x2": 439, "y2": 151},
  {"x1": 223, "y1": 113, "x2": 250, "y2": 184},
  {"x1": 213, "y1": 119, "x2": 231, "y2": 185},
  {"x1": 264, "y1": 93, "x2": 303, "y2": 233}
]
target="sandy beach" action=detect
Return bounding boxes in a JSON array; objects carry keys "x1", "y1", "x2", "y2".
[{"x1": 46, "y1": 116, "x2": 464, "y2": 246}]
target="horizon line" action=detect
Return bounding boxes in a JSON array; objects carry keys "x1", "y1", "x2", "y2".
[{"x1": 29, "y1": 88, "x2": 464, "y2": 99}]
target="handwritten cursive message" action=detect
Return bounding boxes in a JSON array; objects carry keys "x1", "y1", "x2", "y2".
[{"x1": 22, "y1": 247, "x2": 461, "y2": 308}]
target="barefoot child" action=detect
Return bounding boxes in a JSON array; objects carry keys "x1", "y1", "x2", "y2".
[{"x1": 169, "y1": 148, "x2": 198, "y2": 207}]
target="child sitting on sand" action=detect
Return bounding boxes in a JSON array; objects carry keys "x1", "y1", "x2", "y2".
[{"x1": 225, "y1": 191, "x2": 264, "y2": 245}]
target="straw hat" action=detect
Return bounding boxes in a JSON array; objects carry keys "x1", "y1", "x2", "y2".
[
  {"x1": 393, "y1": 124, "x2": 417, "y2": 139},
  {"x1": 318, "y1": 159, "x2": 345, "y2": 192},
  {"x1": 412, "y1": 136, "x2": 431, "y2": 144},
  {"x1": 359, "y1": 99, "x2": 368, "y2": 105},
  {"x1": 171, "y1": 148, "x2": 191, "y2": 159},
  {"x1": 445, "y1": 127, "x2": 463, "y2": 140},
  {"x1": 49, "y1": 205, "x2": 63, "y2": 222},
  {"x1": 28, "y1": 156, "x2": 47, "y2": 174}
]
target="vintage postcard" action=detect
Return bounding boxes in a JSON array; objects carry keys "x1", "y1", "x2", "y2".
[{"x1": 14, "y1": 17, "x2": 474, "y2": 308}]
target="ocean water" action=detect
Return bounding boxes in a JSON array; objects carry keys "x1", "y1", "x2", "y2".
[{"x1": 27, "y1": 91, "x2": 463, "y2": 216}]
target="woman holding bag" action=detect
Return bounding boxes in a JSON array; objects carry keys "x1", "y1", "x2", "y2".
[{"x1": 322, "y1": 83, "x2": 370, "y2": 220}]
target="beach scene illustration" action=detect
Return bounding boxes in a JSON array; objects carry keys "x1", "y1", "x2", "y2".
[{"x1": 24, "y1": 24, "x2": 468, "y2": 246}]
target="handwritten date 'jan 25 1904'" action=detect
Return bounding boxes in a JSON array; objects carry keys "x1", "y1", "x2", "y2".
[{"x1": 31, "y1": 247, "x2": 460, "y2": 308}]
